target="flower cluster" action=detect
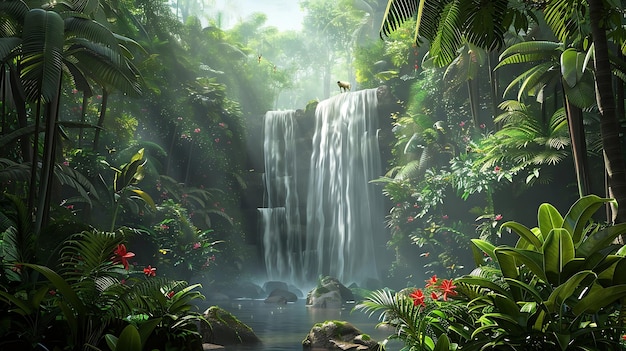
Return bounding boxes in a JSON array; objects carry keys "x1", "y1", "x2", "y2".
[{"x1": 410, "y1": 275, "x2": 457, "y2": 307}]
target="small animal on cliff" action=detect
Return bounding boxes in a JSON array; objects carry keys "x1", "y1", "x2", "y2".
[{"x1": 337, "y1": 80, "x2": 351, "y2": 92}]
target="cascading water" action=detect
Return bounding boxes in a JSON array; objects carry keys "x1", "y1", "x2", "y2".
[
  {"x1": 260, "y1": 110, "x2": 302, "y2": 284},
  {"x1": 260, "y1": 89, "x2": 384, "y2": 287},
  {"x1": 303, "y1": 88, "x2": 383, "y2": 285}
]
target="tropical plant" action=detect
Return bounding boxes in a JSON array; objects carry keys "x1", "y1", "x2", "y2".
[
  {"x1": 355, "y1": 275, "x2": 465, "y2": 351},
  {"x1": 0, "y1": 227, "x2": 207, "y2": 350},
  {"x1": 357, "y1": 195, "x2": 626, "y2": 350},
  {"x1": 453, "y1": 194, "x2": 626, "y2": 349}
]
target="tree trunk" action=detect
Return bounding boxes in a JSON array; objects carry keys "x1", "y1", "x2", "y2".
[
  {"x1": 564, "y1": 95, "x2": 591, "y2": 197},
  {"x1": 589, "y1": 0, "x2": 626, "y2": 223},
  {"x1": 93, "y1": 89, "x2": 109, "y2": 151}
]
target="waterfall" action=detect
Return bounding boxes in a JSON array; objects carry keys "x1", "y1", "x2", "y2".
[
  {"x1": 260, "y1": 110, "x2": 302, "y2": 283},
  {"x1": 260, "y1": 89, "x2": 383, "y2": 287},
  {"x1": 304, "y1": 89, "x2": 382, "y2": 285}
]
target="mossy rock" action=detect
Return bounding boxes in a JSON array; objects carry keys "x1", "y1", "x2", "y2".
[
  {"x1": 302, "y1": 320, "x2": 379, "y2": 350},
  {"x1": 201, "y1": 306, "x2": 260, "y2": 346}
]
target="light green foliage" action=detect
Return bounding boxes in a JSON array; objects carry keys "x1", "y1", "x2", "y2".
[{"x1": 458, "y1": 195, "x2": 626, "y2": 349}]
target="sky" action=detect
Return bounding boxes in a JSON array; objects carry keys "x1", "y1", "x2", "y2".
[{"x1": 213, "y1": 0, "x2": 305, "y2": 31}]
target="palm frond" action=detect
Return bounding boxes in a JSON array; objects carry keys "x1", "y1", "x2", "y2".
[{"x1": 20, "y1": 9, "x2": 65, "y2": 103}]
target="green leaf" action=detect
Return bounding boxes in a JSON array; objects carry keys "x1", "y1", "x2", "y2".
[
  {"x1": 501, "y1": 221, "x2": 543, "y2": 250},
  {"x1": 22, "y1": 263, "x2": 86, "y2": 316},
  {"x1": 21, "y1": 9, "x2": 64, "y2": 103},
  {"x1": 543, "y1": 228, "x2": 575, "y2": 285},
  {"x1": 573, "y1": 284, "x2": 626, "y2": 315},
  {"x1": 577, "y1": 223, "x2": 626, "y2": 258},
  {"x1": 538, "y1": 203, "x2": 563, "y2": 238},
  {"x1": 495, "y1": 247, "x2": 547, "y2": 282},
  {"x1": 560, "y1": 48, "x2": 584, "y2": 88},
  {"x1": 433, "y1": 333, "x2": 450, "y2": 351},
  {"x1": 545, "y1": 270, "x2": 595, "y2": 313},
  {"x1": 563, "y1": 195, "x2": 613, "y2": 244},
  {"x1": 116, "y1": 324, "x2": 142, "y2": 351},
  {"x1": 131, "y1": 189, "x2": 156, "y2": 210}
]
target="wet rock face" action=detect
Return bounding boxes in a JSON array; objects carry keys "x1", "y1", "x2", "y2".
[
  {"x1": 302, "y1": 320, "x2": 380, "y2": 350},
  {"x1": 200, "y1": 306, "x2": 261, "y2": 346}
]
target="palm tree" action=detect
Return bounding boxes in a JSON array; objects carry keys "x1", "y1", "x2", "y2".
[
  {"x1": 379, "y1": 0, "x2": 626, "y2": 222},
  {"x1": 496, "y1": 41, "x2": 595, "y2": 196},
  {"x1": 0, "y1": 1, "x2": 143, "y2": 234}
]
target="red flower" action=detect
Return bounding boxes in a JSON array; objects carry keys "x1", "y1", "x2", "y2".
[
  {"x1": 166, "y1": 291, "x2": 175, "y2": 299},
  {"x1": 439, "y1": 279, "x2": 457, "y2": 301},
  {"x1": 425, "y1": 275, "x2": 438, "y2": 288},
  {"x1": 409, "y1": 289, "x2": 425, "y2": 307},
  {"x1": 494, "y1": 166, "x2": 501, "y2": 172},
  {"x1": 143, "y1": 265, "x2": 156, "y2": 277},
  {"x1": 430, "y1": 291, "x2": 439, "y2": 300},
  {"x1": 113, "y1": 244, "x2": 135, "y2": 270}
]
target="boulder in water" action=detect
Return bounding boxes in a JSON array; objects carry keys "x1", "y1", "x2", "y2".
[
  {"x1": 302, "y1": 320, "x2": 380, "y2": 350},
  {"x1": 265, "y1": 288, "x2": 298, "y2": 304},
  {"x1": 306, "y1": 276, "x2": 354, "y2": 308},
  {"x1": 201, "y1": 306, "x2": 261, "y2": 346}
]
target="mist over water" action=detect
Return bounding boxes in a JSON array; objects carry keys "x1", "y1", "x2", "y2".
[{"x1": 261, "y1": 89, "x2": 385, "y2": 288}]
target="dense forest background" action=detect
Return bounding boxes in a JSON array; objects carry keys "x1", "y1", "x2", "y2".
[{"x1": 1, "y1": 0, "x2": 623, "y2": 289}]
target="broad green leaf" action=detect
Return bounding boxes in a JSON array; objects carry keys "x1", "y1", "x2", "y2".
[
  {"x1": 433, "y1": 333, "x2": 450, "y2": 351},
  {"x1": 22, "y1": 263, "x2": 86, "y2": 316},
  {"x1": 456, "y1": 276, "x2": 510, "y2": 296},
  {"x1": 573, "y1": 284, "x2": 626, "y2": 315},
  {"x1": 560, "y1": 48, "x2": 584, "y2": 88},
  {"x1": 543, "y1": 228, "x2": 575, "y2": 285},
  {"x1": 538, "y1": 203, "x2": 563, "y2": 238},
  {"x1": 131, "y1": 189, "x2": 156, "y2": 210},
  {"x1": 577, "y1": 223, "x2": 626, "y2": 258},
  {"x1": 116, "y1": 324, "x2": 142, "y2": 351},
  {"x1": 563, "y1": 195, "x2": 613, "y2": 244},
  {"x1": 471, "y1": 239, "x2": 496, "y2": 259},
  {"x1": 500, "y1": 221, "x2": 542, "y2": 250},
  {"x1": 495, "y1": 247, "x2": 547, "y2": 282},
  {"x1": 545, "y1": 270, "x2": 595, "y2": 313},
  {"x1": 138, "y1": 318, "x2": 162, "y2": 347}
]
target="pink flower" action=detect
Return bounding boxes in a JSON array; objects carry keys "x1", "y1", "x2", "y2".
[
  {"x1": 214, "y1": 138, "x2": 220, "y2": 143},
  {"x1": 194, "y1": 128, "x2": 201, "y2": 133},
  {"x1": 193, "y1": 242, "x2": 201, "y2": 250},
  {"x1": 494, "y1": 214, "x2": 503, "y2": 221},
  {"x1": 71, "y1": 89, "x2": 78, "y2": 94},
  {"x1": 63, "y1": 160, "x2": 70, "y2": 166},
  {"x1": 442, "y1": 215, "x2": 449, "y2": 220},
  {"x1": 494, "y1": 166, "x2": 501, "y2": 172},
  {"x1": 218, "y1": 122, "x2": 226, "y2": 128},
  {"x1": 479, "y1": 123, "x2": 486, "y2": 129},
  {"x1": 459, "y1": 121, "x2": 465, "y2": 127}
]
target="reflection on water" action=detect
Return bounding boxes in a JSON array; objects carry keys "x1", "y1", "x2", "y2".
[{"x1": 209, "y1": 299, "x2": 401, "y2": 351}]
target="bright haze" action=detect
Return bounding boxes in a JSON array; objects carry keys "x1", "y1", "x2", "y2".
[{"x1": 214, "y1": 0, "x2": 304, "y2": 30}]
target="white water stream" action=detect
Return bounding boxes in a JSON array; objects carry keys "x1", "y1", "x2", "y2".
[{"x1": 261, "y1": 89, "x2": 384, "y2": 287}]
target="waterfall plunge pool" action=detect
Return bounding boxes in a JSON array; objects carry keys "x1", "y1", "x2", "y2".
[{"x1": 208, "y1": 299, "x2": 402, "y2": 351}]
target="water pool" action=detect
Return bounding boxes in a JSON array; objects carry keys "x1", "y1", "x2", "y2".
[{"x1": 206, "y1": 299, "x2": 402, "y2": 351}]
